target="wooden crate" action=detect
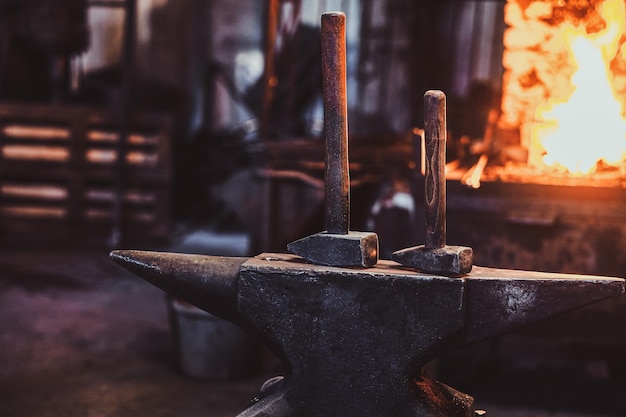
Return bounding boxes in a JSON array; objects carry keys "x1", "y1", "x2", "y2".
[{"x1": 0, "y1": 102, "x2": 172, "y2": 245}]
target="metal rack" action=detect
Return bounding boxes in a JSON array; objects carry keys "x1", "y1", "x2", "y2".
[{"x1": 0, "y1": 0, "x2": 173, "y2": 246}]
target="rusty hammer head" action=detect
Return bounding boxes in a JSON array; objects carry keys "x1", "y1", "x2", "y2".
[
  {"x1": 392, "y1": 90, "x2": 472, "y2": 276},
  {"x1": 287, "y1": 12, "x2": 378, "y2": 268},
  {"x1": 288, "y1": 231, "x2": 379, "y2": 268},
  {"x1": 392, "y1": 245, "x2": 473, "y2": 277}
]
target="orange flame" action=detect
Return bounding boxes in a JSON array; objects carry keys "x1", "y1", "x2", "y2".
[{"x1": 531, "y1": 0, "x2": 626, "y2": 175}]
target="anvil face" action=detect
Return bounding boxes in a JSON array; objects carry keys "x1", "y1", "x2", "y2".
[{"x1": 110, "y1": 250, "x2": 625, "y2": 417}]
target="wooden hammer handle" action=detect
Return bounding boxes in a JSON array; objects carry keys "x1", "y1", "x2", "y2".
[
  {"x1": 321, "y1": 12, "x2": 349, "y2": 235},
  {"x1": 424, "y1": 90, "x2": 446, "y2": 249}
]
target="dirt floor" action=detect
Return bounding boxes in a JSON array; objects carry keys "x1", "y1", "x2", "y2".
[{"x1": 0, "y1": 244, "x2": 624, "y2": 417}]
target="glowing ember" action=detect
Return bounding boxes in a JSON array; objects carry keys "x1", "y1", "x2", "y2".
[{"x1": 531, "y1": 0, "x2": 626, "y2": 175}]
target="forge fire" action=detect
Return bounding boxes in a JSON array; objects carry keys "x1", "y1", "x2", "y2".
[{"x1": 499, "y1": 0, "x2": 626, "y2": 177}]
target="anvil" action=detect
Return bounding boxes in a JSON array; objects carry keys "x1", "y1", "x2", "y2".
[{"x1": 111, "y1": 249, "x2": 624, "y2": 417}]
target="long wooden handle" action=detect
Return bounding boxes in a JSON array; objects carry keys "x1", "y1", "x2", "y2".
[
  {"x1": 321, "y1": 12, "x2": 349, "y2": 235},
  {"x1": 424, "y1": 90, "x2": 446, "y2": 249}
]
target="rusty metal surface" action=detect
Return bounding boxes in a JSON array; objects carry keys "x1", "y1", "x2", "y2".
[
  {"x1": 286, "y1": 231, "x2": 378, "y2": 268},
  {"x1": 110, "y1": 251, "x2": 246, "y2": 327},
  {"x1": 111, "y1": 250, "x2": 625, "y2": 417},
  {"x1": 239, "y1": 253, "x2": 469, "y2": 417},
  {"x1": 462, "y1": 266, "x2": 625, "y2": 344},
  {"x1": 392, "y1": 244, "x2": 473, "y2": 276}
]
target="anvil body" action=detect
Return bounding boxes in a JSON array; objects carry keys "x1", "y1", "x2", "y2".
[{"x1": 111, "y1": 250, "x2": 625, "y2": 417}]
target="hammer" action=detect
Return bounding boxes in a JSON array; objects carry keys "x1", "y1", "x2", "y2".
[
  {"x1": 287, "y1": 12, "x2": 378, "y2": 268},
  {"x1": 392, "y1": 90, "x2": 473, "y2": 276}
]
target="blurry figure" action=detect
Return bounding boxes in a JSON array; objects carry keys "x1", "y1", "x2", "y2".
[{"x1": 245, "y1": 0, "x2": 322, "y2": 138}]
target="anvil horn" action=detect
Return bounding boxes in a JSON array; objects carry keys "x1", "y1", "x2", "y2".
[{"x1": 110, "y1": 250, "x2": 248, "y2": 327}]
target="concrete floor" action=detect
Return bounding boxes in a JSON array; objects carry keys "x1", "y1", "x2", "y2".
[
  {"x1": 0, "y1": 240, "x2": 624, "y2": 417},
  {"x1": 0, "y1": 247, "x2": 273, "y2": 417}
]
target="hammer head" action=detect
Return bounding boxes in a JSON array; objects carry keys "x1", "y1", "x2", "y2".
[
  {"x1": 287, "y1": 231, "x2": 378, "y2": 268},
  {"x1": 392, "y1": 245, "x2": 473, "y2": 277}
]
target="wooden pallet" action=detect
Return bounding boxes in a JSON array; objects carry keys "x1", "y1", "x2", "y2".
[{"x1": 0, "y1": 101, "x2": 172, "y2": 245}]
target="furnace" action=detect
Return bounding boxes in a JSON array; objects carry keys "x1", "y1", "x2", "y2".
[{"x1": 500, "y1": 0, "x2": 626, "y2": 176}]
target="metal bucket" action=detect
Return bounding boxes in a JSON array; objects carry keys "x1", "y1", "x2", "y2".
[{"x1": 169, "y1": 298, "x2": 263, "y2": 380}]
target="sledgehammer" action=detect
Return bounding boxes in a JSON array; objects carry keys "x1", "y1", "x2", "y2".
[
  {"x1": 287, "y1": 12, "x2": 378, "y2": 268},
  {"x1": 392, "y1": 90, "x2": 473, "y2": 276}
]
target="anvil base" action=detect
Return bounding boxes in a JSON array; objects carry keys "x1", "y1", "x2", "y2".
[{"x1": 238, "y1": 254, "x2": 472, "y2": 417}]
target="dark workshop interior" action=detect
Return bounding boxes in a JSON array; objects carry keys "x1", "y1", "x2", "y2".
[{"x1": 1, "y1": 0, "x2": 626, "y2": 416}]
